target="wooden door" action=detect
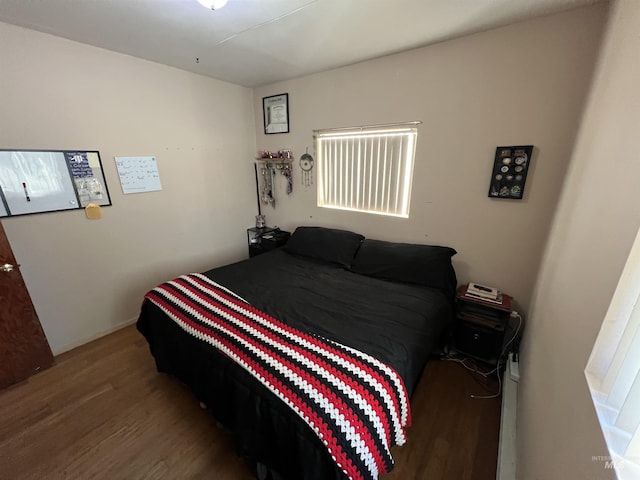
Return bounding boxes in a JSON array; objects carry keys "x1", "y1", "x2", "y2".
[{"x1": 0, "y1": 219, "x2": 53, "y2": 390}]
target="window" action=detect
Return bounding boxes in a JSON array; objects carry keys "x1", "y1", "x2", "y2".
[
  {"x1": 585, "y1": 226, "x2": 640, "y2": 480},
  {"x1": 315, "y1": 122, "x2": 419, "y2": 218}
]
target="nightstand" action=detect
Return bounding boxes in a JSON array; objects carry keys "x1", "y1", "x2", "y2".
[
  {"x1": 247, "y1": 227, "x2": 290, "y2": 258},
  {"x1": 453, "y1": 284, "x2": 513, "y2": 364}
]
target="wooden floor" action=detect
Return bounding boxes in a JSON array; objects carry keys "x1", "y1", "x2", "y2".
[{"x1": 0, "y1": 326, "x2": 501, "y2": 480}]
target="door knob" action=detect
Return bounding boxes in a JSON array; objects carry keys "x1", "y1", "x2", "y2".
[{"x1": 1, "y1": 263, "x2": 18, "y2": 272}]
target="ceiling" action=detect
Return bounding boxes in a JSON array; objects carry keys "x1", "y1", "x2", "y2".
[{"x1": 0, "y1": 0, "x2": 602, "y2": 88}]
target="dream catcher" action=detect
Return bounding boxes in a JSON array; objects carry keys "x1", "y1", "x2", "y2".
[{"x1": 299, "y1": 149, "x2": 314, "y2": 187}]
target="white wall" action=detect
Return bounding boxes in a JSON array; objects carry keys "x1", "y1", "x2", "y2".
[
  {"x1": 252, "y1": 5, "x2": 608, "y2": 313},
  {"x1": 518, "y1": 0, "x2": 640, "y2": 478},
  {"x1": 0, "y1": 23, "x2": 257, "y2": 354}
]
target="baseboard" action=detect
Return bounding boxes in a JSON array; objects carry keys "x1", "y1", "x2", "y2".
[
  {"x1": 53, "y1": 316, "x2": 139, "y2": 356},
  {"x1": 497, "y1": 353, "x2": 518, "y2": 480}
]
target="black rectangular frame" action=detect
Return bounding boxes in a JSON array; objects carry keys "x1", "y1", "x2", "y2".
[
  {"x1": 263, "y1": 93, "x2": 290, "y2": 135},
  {"x1": 488, "y1": 145, "x2": 533, "y2": 200},
  {"x1": 0, "y1": 149, "x2": 112, "y2": 217}
]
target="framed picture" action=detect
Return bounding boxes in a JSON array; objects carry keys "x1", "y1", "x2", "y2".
[
  {"x1": 263, "y1": 93, "x2": 289, "y2": 134},
  {"x1": 487, "y1": 145, "x2": 534, "y2": 200}
]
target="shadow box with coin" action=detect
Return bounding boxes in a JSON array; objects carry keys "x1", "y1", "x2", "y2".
[{"x1": 488, "y1": 145, "x2": 533, "y2": 200}]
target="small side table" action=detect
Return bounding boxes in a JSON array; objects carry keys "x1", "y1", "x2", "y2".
[
  {"x1": 453, "y1": 284, "x2": 513, "y2": 364},
  {"x1": 247, "y1": 227, "x2": 290, "y2": 258}
]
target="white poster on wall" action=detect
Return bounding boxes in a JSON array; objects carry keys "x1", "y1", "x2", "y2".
[{"x1": 114, "y1": 156, "x2": 162, "y2": 194}]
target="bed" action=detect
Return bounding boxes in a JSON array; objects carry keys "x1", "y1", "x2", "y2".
[{"x1": 137, "y1": 226, "x2": 457, "y2": 480}]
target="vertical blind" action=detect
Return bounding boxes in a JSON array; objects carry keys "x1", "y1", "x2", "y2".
[
  {"x1": 315, "y1": 124, "x2": 418, "y2": 218},
  {"x1": 586, "y1": 226, "x2": 640, "y2": 479}
]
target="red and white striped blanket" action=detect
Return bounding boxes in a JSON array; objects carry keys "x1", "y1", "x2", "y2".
[{"x1": 144, "y1": 273, "x2": 411, "y2": 480}]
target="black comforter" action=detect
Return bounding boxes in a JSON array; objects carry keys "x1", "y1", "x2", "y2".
[{"x1": 137, "y1": 249, "x2": 453, "y2": 479}]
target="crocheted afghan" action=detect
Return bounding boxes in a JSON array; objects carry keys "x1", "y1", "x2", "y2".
[{"x1": 144, "y1": 273, "x2": 411, "y2": 480}]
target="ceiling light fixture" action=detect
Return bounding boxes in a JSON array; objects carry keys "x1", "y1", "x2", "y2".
[{"x1": 197, "y1": 0, "x2": 229, "y2": 10}]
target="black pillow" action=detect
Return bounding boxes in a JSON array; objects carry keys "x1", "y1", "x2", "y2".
[
  {"x1": 351, "y1": 239, "x2": 457, "y2": 296},
  {"x1": 283, "y1": 226, "x2": 364, "y2": 267}
]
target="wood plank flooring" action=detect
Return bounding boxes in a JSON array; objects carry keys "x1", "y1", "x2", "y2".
[{"x1": 0, "y1": 325, "x2": 501, "y2": 480}]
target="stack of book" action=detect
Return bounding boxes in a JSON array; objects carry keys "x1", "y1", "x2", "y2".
[{"x1": 465, "y1": 282, "x2": 503, "y2": 304}]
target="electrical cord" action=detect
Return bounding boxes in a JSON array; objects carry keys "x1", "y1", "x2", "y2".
[
  {"x1": 470, "y1": 366, "x2": 502, "y2": 399},
  {"x1": 444, "y1": 356, "x2": 496, "y2": 378},
  {"x1": 443, "y1": 355, "x2": 497, "y2": 393},
  {"x1": 502, "y1": 311, "x2": 523, "y2": 358}
]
